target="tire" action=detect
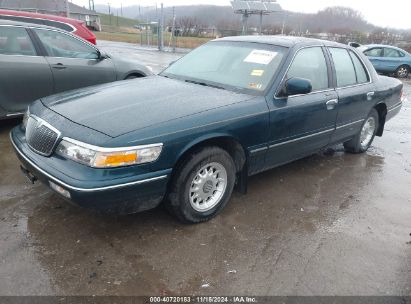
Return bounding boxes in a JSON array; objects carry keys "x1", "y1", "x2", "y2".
[
  {"x1": 167, "y1": 147, "x2": 236, "y2": 224},
  {"x1": 395, "y1": 65, "x2": 409, "y2": 78},
  {"x1": 344, "y1": 109, "x2": 379, "y2": 154}
]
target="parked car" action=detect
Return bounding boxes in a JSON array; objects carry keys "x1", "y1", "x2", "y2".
[
  {"x1": 360, "y1": 44, "x2": 411, "y2": 78},
  {"x1": 0, "y1": 20, "x2": 152, "y2": 119},
  {"x1": 0, "y1": 9, "x2": 97, "y2": 44},
  {"x1": 10, "y1": 36, "x2": 403, "y2": 223}
]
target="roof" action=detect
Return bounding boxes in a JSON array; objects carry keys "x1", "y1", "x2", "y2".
[
  {"x1": 215, "y1": 35, "x2": 343, "y2": 48},
  {"x1": 0, "y1": 18, "x2": 60, "y2": 30},
  {"x1": 0, "y1": 0, "x2": 98, "y2": 16},
  {"x1": 362, "y1": 44, "x2": 407, "y2": 51}
]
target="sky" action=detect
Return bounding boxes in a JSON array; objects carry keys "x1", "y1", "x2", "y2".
[{"x1": 70, "y1": 0, "x2": 411, "y2": 29}]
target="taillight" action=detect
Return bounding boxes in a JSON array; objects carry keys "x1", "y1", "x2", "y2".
[{"x1": 88, "y1": 37, "x2": 96, "y2": 45}]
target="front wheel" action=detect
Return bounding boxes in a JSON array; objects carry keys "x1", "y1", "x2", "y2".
[
  {"x1": 395, "y1": 65, "x2": 409, "y2": 78},
  {"x1": 167, "y1": 147, "x2": 236, "y2": 224},
  {"x1": 344, "y1": 109, "x2": 379, "y2": 154}
]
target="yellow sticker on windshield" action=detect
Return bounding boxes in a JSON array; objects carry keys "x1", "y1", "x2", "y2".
[{"x1": 251, "y1": 69, "x2": 265, "y2": 77}]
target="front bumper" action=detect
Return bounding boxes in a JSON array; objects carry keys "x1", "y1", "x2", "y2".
[{"x1": 10, "y1": 127, "x2": 171, "y2": 214}]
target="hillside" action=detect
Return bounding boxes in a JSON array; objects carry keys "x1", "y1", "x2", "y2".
[
  {"x1": 96, "y1": 4, "x2": 382, "y2": 34},
  {"x1": 99, "y1": 13, "x2": 139, "y2": 28}
]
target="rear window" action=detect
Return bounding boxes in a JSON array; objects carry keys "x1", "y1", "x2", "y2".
[
  {"x1": 384, "y1": 48, "x2": 404, "y2": 58},
  {"x1": 42, "y1": 20, "x2": 73, "y2": 32}
]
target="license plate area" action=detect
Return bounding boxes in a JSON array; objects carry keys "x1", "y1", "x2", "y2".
[{"x1": 20, "y1": 165, "x2": 38, "y2": 184}]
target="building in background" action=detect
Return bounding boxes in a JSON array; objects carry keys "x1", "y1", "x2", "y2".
[{"x1": 0, "y1": 0, "x2": 101, "y2": 30}]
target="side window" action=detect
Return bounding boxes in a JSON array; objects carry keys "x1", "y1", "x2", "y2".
[
  {"x1": 0, "y1": 26, "x2": 36, "y2": 56},
  {"x1": 287, "y1": 47, "x2": 329, "y2": 91},
  {"x1": 349, "y1": 51, "x2": 369, "y2": 84},
  {"x1": 329, "y1": 48, "x2": 357, "y2": 87},
  {"x1": 364, "y1": 48, "x2": 383, "y2": 57},
  {"x1": 384, "y1": 48, "x2": 402, "y2": 58},
  {"x1": 34, "y1": 29, "x2": 98, "y2": 59}
]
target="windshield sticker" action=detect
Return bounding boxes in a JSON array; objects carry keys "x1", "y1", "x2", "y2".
[
  {"x1": 251, "y1": 69, "x2": 265, "y2": 77},
  {"x1": 244, "y1": 50, "x2": 278, "y2": 65},
  {"x1": 249, "y1": 83, "x2": 263, "y2": 90}
]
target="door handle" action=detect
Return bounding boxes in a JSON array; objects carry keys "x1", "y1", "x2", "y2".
[
  {"x1": 52, "y1": 63, "x2": 67, "y2": 70},
  {"x1": 367, "y1": 92, "x2": 375, "y2": 101},
  {"x1": 326, "y1": 99, "x2": 339, "y2": 110}
]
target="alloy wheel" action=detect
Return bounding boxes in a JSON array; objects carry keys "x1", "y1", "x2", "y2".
[
  {"x1": 360, "y1": 117, "x2": 376, "y2": 148},
  {"x1": 189, "y1": 162, "x2": 228, "y2": 212}
]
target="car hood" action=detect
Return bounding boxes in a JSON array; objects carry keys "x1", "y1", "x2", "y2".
[{"x1": 41, "y1": 76, "x2": 254, "y2": 138}]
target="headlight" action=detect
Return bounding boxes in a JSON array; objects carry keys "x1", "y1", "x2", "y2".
[
  {"x1": 56, "y1": 138, "x2": 163, "y2": 168},
  {"x1": 22, "y1": 108, "x2": 30, "y2": 131}
]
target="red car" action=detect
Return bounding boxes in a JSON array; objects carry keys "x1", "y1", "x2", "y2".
[{"x1": 0, "y1": 9, "x2": 97, "y2": 44}]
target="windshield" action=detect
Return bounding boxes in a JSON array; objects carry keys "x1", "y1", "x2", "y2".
[{"x1": 161, "y1": 41, "x2": 287, "y2": 94}]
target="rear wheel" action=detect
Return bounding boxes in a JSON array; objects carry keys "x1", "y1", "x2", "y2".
[
  {"x1": 344, "y1": 109, "x2": 379, "y2": 154},
  {"x1": 167, "y1": 147, "x2": 236, "y2": 224},
  {"x1": 395, "y1": 65, "x2": 409, "y2": 78}
]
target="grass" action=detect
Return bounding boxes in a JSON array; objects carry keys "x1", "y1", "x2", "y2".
[
  {"x1": 96, "y1": 14, "x2": 212, "y2": 49},
  {"x1": 95, "y1": 30, "x2": 212, "y2": 49},
  {"x1": 99, "y1": 13, "x2": 139, "y2": 28}
]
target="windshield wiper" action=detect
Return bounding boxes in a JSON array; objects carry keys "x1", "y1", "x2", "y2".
[{"x1": 184, "y1": 79, "x2": 226, "y2": 90}]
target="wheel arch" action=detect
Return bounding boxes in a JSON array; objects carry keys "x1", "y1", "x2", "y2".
[
  {"x1": 124, "y1": 71, "x2": 146, "y2": 80},
  {"x1": 174, "y1": 135, "x2": 247, "y2": 174}
]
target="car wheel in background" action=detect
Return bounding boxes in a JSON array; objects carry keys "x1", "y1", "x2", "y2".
[
  {"x1": 395, "y1": 65, "x2": 409, "y2": 78},
  {"x1": 344, "y1": 108, "x2": 379, "y2": 154},
  {"x1": 167, "y1": 147, "x2": 236, "y2": 224}
]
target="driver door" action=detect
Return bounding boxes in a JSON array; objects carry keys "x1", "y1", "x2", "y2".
[
  {"x1": 265, "y1": 46, "x2": 338, "y2": 169},
  {"x1": 32, "y1": 28, "x2": 116, "y2": 93}
]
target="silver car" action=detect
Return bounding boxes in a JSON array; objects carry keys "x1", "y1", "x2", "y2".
[{"x1": 0, "y1": 19, "x2": 152, "y2": 119}]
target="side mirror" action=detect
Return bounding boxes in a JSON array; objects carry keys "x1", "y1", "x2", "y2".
[
  {"x1": 283, "y1": 77, "x2": 312, "y2": 97},
  {"x1": 97, "y1": 50, "x2": 108, "y2": 60}
]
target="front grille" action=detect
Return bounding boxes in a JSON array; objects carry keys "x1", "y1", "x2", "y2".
[{"x1": 26, "y1": 116, "x2": 60, "y2": 156}]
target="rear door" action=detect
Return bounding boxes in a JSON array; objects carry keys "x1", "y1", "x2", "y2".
[
  {"x1": 327, "y1": 47, "x2": 375, "y2": 144},
  {"x1": 0, "y1": 25, "x2": 53, "y2": 114},
  {"x1": 32, "y1": 28, "x2": 115, "y2": 93},
  {"x1": 265, "y1": 46, "x2": 339, "y2": 169}
]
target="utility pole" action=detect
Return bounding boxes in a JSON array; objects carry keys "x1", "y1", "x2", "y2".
[
  {"x1": 158, "y1": 3, "x2": 164, "y2": 51},
  {"x1": 65, "y1": 0, "x2": 70, "y2": 18},
  {"x1": 259, "y1": 11, "x2": 263, "y2": 35},
  {"x1": 121, "y1": 3, "x2": 123, "y2": 17},
  {"x1": 108, "y1": 2, "x2": 111, "y2": 25},
  {"x1": 171, "y1": 6, "x2": 176, "y2": 52}
]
